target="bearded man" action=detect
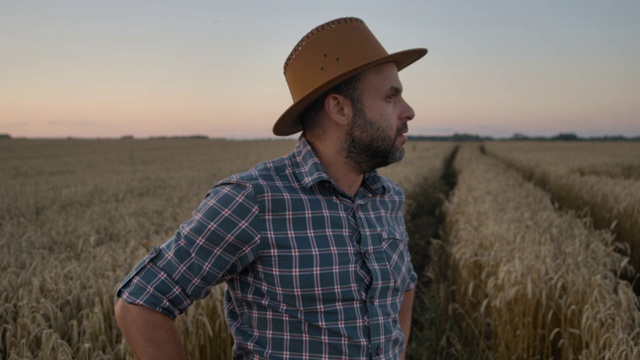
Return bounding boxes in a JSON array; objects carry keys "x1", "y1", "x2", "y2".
[{"x1": 115, "y1": 17, "x2": 427, "y2": 360}]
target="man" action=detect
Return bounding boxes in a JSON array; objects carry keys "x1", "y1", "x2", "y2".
[{"x1": 115, "y1": 17, "x2": 427, "y2": 359}]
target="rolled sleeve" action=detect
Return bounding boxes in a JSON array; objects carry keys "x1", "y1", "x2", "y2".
[
  {"x1": 116, "y1": 181, "x2": 262, "y2": 318},
  {"x1": 406, "y1": 262, "x2": 418, "y2": 292},
  {"x1": 404, "y1": 241, "x2": 418, "y2": 292}
]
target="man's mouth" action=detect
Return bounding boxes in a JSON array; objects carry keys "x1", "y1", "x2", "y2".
[{"x1": 397, "y1": 124, "x2": 408, "y2": 138}]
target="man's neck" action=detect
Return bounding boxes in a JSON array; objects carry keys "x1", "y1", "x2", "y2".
[{"x1": 304, "y1": 135, "x2": 364, "y2": 197}]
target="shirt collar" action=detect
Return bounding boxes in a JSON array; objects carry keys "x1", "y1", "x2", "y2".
[{"x1": 293, "y1": 136, "x2": 387, "y2": 196}]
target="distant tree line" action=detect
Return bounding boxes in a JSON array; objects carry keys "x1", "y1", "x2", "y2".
[
  {"x1": 2, "y1": 132, "x2": 638, "y2": 141},
  {"x1": 408, "y1": 132, "x2": 640, "y2": 142},
  {"x1": 135, "y1": 135, "x2": 210, "y2": 140}
]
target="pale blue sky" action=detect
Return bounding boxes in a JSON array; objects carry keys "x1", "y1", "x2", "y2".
[{"x1": 1, "y1": 0, "x2": 639, "y2": 138}]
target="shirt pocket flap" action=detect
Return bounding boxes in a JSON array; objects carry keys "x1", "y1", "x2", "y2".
[{"x1": 379, "y1": 227, "x2": 410, "y2": 289}]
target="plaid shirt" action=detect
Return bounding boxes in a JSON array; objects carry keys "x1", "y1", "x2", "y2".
[{"x1": 117, "y1": 137, "x2": 417, "y2": 359}]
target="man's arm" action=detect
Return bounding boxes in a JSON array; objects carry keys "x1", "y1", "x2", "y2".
[
  {"x1": 115, "y1": 299, "x2": 187, "y2": 360},
  {"x1": 398, "y1": 288, "x2": 415, "y2": 360}
]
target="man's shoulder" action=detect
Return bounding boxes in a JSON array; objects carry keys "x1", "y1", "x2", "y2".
[{"x1": 218, "y1": 152, "x2": 295, "y2": 189}]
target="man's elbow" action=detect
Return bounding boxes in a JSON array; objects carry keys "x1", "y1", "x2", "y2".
[{"x1": 114, "y1": 298, "x2": 138, "y2": 331}]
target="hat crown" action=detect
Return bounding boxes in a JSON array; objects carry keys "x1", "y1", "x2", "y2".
[{"x1": 283, "y1": 17, "x2": 388, "y2": 103}]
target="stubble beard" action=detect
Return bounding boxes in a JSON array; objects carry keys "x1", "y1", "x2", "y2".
[{"x1": 345, "y1": 100, "x2": 407, "y2": 174}]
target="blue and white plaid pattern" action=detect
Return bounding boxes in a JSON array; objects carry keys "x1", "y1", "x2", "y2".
[{"x1": 117, "y1": 137, "x2": 417, "y2": 359}]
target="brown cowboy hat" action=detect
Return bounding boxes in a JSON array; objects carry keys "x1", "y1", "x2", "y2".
[{"x1": 273, "y1": 17, "x2": 427, "y2": 136}]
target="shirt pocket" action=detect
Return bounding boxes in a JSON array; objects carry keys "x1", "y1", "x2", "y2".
[{"x1": 379, "y1": 227, "x2": 410, "y2": 290}]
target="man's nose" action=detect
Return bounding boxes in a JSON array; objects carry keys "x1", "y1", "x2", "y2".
[{"x1": 402, "y1": 98, "x2": 415, "y2": 121}]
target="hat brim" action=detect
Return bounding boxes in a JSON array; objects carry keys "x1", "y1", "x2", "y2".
[{"x1": 273, "y1": 47, "x2": 427, "y2": 136}]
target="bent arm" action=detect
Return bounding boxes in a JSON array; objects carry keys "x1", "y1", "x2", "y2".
[
  {"x1": 398, "y1": 288, "x2": 415, "y2": 360},
  {"x1": 115, "y1": 299, "x2": 186, "y2": 360}
]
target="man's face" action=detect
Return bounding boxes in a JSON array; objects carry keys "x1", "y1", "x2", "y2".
[{"x1": 345, "y1": 62, "x2": 415, "y2": 173}]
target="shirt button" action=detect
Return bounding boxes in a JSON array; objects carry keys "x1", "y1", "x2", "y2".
[
  {"x1": 363, "y1": 250, "x2": 371, "y2": 259},
  {"x1": 376, "y1": 345, "x2": 382, "y2": 355}
]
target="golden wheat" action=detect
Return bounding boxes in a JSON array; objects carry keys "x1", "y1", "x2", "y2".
[
  {"x1": 0, "y1": 138, "x2": 452, "y2": 359},
  {"x1": 484, "y1": 141, "x2": 640, "y2": 270},
  {"x1": 445, "y1": 143, "x2": 640, "y2": 359},
  {"x1": 0, "y1": 139, "x2": 295, "y2": 359}
]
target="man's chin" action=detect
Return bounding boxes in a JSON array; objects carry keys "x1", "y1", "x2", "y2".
[{"x1": 389, "y1": 148, "x2": 405, "y2": 164}]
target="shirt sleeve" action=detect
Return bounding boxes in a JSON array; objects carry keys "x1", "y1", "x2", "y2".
[
  {"x1": 116, "y1": 180, "x2": 262, "y2": 319},
  {"x1": 405, "y1": 251, "x2": 418, "y2": 292}
]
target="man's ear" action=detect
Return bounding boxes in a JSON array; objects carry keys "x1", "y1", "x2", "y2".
[{"x1": 324, "y1": 94, "x2": 352, "y2": 127}]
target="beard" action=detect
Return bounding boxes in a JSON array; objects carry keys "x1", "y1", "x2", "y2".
[{"x1": 345, "y1": 101, "x2": 407, "y2": 174}]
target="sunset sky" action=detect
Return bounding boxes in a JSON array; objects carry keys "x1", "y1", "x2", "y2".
[{"x1": 1, "y1": 1, "x2": 639, "y2": 139}]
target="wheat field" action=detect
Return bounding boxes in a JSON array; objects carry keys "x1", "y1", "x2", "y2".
[
  {"x1": 0, "y1": 139, "x2": 454, "y2": 359},
  {"x1": 2, "y1": 138, "x2": 639, "y2": 359},
  {"x1": 444, "y1": 143, "x2": 640, "y2": 359},
  {"x1": 485, "y1": 141, "x2": 640, "y2": 272}
]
